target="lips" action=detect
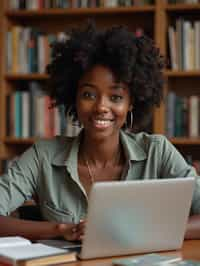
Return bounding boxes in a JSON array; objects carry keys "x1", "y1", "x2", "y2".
[{"x1": 91, "y1": 118, "x2": 114, "y2": 129}]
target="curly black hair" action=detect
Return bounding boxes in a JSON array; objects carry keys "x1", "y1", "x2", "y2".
[{"x1": 46, "y1": 22, "x2": 165, "y2": 132}]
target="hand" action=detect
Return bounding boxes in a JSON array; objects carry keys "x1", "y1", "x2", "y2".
[
  {"x1": 76, "y1": 219, "x2": 86, "y2": 241},
  {"x1": 56, "y1": 222, "x2": 80, "y2": 241},
  {"x1": 56, "y1": 220, "x2": 86, "y2": 241}
]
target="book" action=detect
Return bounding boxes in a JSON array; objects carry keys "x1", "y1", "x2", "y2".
[
  {"x1": 0, "y1": 237, "x2": 31, "y2": 248},
  {"x1": 0, "y1": 237, "x2": 76, "y2": 266},
  {"x1": 174, "y1": 96, "x2": 184, "y2": 137},
  {"x1": 21, "y1": 91, "x2": 30, "y2": 138},
  {"x1": 37, "y1": 239, "x2": 82, "y2": 249},
  {"x1": 170, "y1": 260, "x2": 200, "y2": 266},
  {"x1": 112, "y1": 253, "x2": 181, "y2": 266},
  {"x1": 113, "y1": 253, "x2": 200, "y2": 266},
  {"x1": 14, "y1": 91, "x2": 22, "y2": 138},
  {"x1": 166, "y1": 91, "x2": 176, "y2": 137},
  {"x1": 168, "y1": 26, "x2": 178, "y2": 70},
  {"x1": 189, "y1": 95, "x2": 199, "y2": 137}
]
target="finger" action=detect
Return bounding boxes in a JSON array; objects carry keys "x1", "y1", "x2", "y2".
[
  {"x1": 76, "y1": 225, "x2": 85, "y2": 240},
  {"x1": 77, "y1": 220, "x2": 86, "y2": 230},
  {"x1": 79, "y1": 219, "x2": 86, "y2": 224},
  {"x1": 78, "y1": 233, "x2": 84, "y2": 241},
  {"x1": 57, "y1": 223, "x2": 74, "y2": 232},
  {"x1": 71, "y1": 227, "x2": 78, "y2": 233},
  {"x1": 58, "y1": 223, "x2": 80, "y2": 241},
  {"x1": 77, "y1": 222, "x2": 85, "y2": 230}
]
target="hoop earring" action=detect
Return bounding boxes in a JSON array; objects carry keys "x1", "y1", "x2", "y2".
[
  {"x1": 66, "y1": 106, "x2": 81, "y2": 127},
  {"x1": 66, "y1": 106, "x2": 73, "y2": 123},
  {"x1": 126, "y1": 111, "x2": 133, "y2": 130}
]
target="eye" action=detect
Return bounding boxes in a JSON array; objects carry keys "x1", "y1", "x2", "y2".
[
  {"x1": 110, "y1": 95, "x2": 123, "y2": 103},
  {"x1": 82, "y1": 91, "x2": 96, "y2": 100}
]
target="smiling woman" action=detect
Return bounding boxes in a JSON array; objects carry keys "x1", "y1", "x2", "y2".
[
  {"x1": 76, "y1": 65, "x2": 132, "y2": 191},
  {"x1": 0, "y1": 22, "x2": 200, "y2": 241},
  {"x1": 76, "y1": 65, "x2": 132, "y2": 141}
]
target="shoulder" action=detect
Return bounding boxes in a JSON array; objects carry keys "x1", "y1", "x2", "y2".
[
  {"x1": 123, "y1": 131, "x2": 171, "y2": 152},
  {"x1": 34, "y1": 135, "x2": 74, "y2": 149},
  {"x1": 33, "y1": 136, "x2": 76, "y2": 159}
]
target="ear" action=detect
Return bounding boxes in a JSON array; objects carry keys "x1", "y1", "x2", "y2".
[{"x1": 128, "y1": 104, "x2": 133, "y2": 112}]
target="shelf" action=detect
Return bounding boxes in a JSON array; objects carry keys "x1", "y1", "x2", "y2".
[
  {"x1": 0, "y1": 0, "x2": 199, "y2": 162},
  {"x1": 165, "y1": 3, "x2": 200, "y2": 12},
  {"x1": 5, "y1": 73, "x2": 49, "y2": 81},
  {"x1": 170, "y1": 137, "x2": 200, "y2": 145},
  {"x1": 165, "y1": 70, "x2": 200, "y2": 77},
  {"x1": 7, "y1": 71, "x2": 200, "y2": 80},
  {"x1": 6, "y1": 6, "x2": 155, "y2": 18}
]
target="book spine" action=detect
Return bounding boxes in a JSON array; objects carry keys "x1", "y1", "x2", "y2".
[
  {"x1": 189, "y1": 95, "x2": 199, "y2": 137},
  {"x1": 6, "y1": 31, "x2": 12, "y2": 72},
  {"x1": 168, "y1": 26, "x2": 178, "y2": 70},
  {"x1": 21, "y1": 91, "x2": 30, "y2": 138},
  {"x1": 194, "y1": 21, "x2": 200, "y2": 70},
  {"x1": 166, "y1": 92, "x2": 176, "y2": 137},
  {"x1": 12, "y1": 26, "x2": 21, "y2": 73},
  {"x1": 174, "y1": 96, "x2": 183, "y2": 137},
  {"x1": 176, "y1": 18, "x2": 184, "y2": 70},
  {"x1": 6, "y1": 95, "x2": 11, "y2": 136},
  {"x1": 14, "y1": 91, "x2": 22, "y2": 138}
]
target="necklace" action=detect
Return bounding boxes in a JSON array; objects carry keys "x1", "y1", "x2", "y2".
[
  {"x1": 83, "y1": 149, "x2": 121, "y2": 184},
  {"x1": 84, "y1": 156, "x2": 95, "y2": 183}
]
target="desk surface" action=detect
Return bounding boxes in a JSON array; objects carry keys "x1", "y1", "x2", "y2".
[{"x1": 64, "y1": 240, "x2": 200, "y2": 266}]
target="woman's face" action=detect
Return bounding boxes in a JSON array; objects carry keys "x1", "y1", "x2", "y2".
[{"x1": 76, "y1": 65, "x2": 132, "y2": 141}]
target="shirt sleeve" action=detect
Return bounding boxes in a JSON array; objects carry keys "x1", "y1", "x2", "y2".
[
  {"x1": 159, "y1": 136, "x2": 200, "y2": 215},
  {"x1": 0, "y1": 143, "x2": 40, "y2": 215}
]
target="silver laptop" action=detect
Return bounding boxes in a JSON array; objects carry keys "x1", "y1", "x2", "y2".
[
  {"x1": 80, "y1": 177, "x2": 195, "y2": 259},
  {"x1": 39, "y1": 177, "x2": 195, "y2": 259}
]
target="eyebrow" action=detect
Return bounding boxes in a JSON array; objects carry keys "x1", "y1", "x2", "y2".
[
  {"x1": 111, "y1": 85, "x2": 126, "y2": 90},
  {"x1": 78, "y1": 83, "x2": 126, "y2": 90},
  {"x1": 78, "y1": 83, "x2": 96, "y2": 89}
]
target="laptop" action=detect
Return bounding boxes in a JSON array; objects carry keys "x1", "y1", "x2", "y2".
[{"x1": 40, "y1": 177, "x2": 195, "y2": 259}]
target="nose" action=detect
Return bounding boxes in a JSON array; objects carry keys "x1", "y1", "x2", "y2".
[{"x1": 94, "y1": 96, "x2": 110, "y2": 113}]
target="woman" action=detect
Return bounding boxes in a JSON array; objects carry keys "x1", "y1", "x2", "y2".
[{"x1": 0, "y1": 23, "x2": 200, "y2": 240}]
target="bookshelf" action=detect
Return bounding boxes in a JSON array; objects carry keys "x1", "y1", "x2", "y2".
[
  {"x1": 162, "y1": 0, "x2": 200, "y2": 171},
  {"x1": 0, "y1": 0, "x2": 200, "y2": 174}
]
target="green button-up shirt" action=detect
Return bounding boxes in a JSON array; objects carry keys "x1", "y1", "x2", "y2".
[{"x1": 0, "y1": 130, "x2": 200, "y2": 223}]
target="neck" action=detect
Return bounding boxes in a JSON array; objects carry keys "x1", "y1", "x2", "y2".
[{"x1": 80, "y1": 132, "x2": 121, "y2": 167}]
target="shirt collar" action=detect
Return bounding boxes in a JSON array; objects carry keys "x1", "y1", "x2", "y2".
[
  {"x1": 120, "y1": 130, "x2": 147, "y2": 162},
  {"x1": 51, "y1": 134, "x2": 81, "y2": 167},
  {"x1": 52, "y1": 130, "x2": 146, "y2": 167},
  {"x1": 51, "y1": 133, "x2": 82, "y2": 186}
]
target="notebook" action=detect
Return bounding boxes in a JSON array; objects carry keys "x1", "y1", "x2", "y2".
[
  {"x1": 42, "y1": 177, "x2": 195, "y2": 260},
  {"x1": 0, "y1": 236, "x2": 76, "y2": 266}
]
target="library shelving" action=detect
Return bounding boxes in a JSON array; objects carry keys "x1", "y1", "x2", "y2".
[
  {"x1": 0, "y1": 0, "x2": 200, "y2": 174},
  {"x1": 162, "y1": 0, "x2": 200, "y2": 172}
]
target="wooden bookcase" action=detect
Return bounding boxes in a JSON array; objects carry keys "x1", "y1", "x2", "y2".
[
  {"x1": 161, "y1": 0, "x2": 200, "y2": 166},
  {"x1": 0, "y1": 0, "x2": 200, "y2": 172}
]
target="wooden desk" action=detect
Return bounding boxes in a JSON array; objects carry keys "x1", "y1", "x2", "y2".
[{"x1": 64, "y1": 240, "x2": 200, "y2": 266}]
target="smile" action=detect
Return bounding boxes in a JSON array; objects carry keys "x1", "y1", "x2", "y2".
[{"x1": 92, "y1": 119, "x2": 113, "y2": 128}]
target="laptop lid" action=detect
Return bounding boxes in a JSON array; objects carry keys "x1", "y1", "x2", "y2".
[{"x1": 80, "y1": 177, "x2": 195, "y2": 259}]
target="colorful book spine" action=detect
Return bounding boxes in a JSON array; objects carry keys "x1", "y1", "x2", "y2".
[
  {"x1": 5, "y1": 82, "x2": 81, "y2": 138},
  {"x1": 169, "y1": 18, "x2": 200, "y2": 71},
  {"x1": 14, "y1": 91, "x2": 22, "y2": 138},
  {"x1": 166, "y1": 93, "x2": 200, "y2": 138}
]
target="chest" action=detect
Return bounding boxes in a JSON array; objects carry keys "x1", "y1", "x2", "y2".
[
  {"x1": 38, "y1": 157, "x2": 160, "y2": 222},
  {"x1": 78, "y1": 164, "x2": 124, "y2": 196}
]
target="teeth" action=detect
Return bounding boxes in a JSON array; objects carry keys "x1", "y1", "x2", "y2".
[{"x1": 94, "y1": 120, "x2": 111, "y2": 125}]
